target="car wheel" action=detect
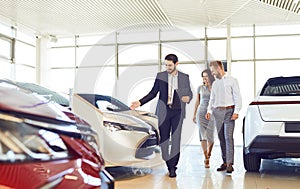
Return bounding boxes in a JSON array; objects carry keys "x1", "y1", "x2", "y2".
[
  {"x1": 243, "y1": 151, "x2": 261, "y2": 172},
  {"x1": 242, "y1": 118, "x2": 261, "y2": 172}
]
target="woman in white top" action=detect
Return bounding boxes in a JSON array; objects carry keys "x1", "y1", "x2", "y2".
[{"x1": 193, "y1": 69, "x2": 215, "y2": 168}]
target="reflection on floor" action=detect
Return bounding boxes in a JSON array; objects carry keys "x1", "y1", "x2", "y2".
[{"x1": 109, "y1": 145, "x2": 300, "y2": 189}]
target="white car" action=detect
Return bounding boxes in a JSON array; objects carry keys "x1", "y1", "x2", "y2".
[
  {"x1": 72, "y1": 93, "x2": 159, "y2": 166},
  {"x1": 243, "y1": 76, "x2": 300, "y2": 172}
]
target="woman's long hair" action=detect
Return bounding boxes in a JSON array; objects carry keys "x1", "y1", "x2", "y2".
[{"x1": 201, "y1": 69, "x2": 215, "y2": 86}]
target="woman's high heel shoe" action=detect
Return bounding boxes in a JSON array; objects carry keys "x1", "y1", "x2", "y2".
[{"x1": 204, "y1": 159, "x2": 210, "y2": 168}]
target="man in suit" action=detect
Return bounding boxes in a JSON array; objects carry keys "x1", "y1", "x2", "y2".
[{"x1": 130, "y1": 54, "x2": 193, "y2": 178}]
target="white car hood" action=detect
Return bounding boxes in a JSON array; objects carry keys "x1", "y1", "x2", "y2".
[{"x1": 256, "y1": 96, "x2": 300, "y2": 122}]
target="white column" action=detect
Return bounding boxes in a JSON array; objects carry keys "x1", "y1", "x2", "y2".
[
  {"x1": 226, "y1": 24, "x2": 232, "y2": 75},
  {"x1": 36, "y1": 36, "x2": 49, "y2": 85}
]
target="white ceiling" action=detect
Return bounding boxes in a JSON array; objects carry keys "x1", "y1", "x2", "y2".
[{"x1": 1, "y1": 0, "x2": 300, "y2": 36}]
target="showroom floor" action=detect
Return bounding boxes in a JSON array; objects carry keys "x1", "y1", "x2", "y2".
[{"x1": 110, "y1": 145, "x2": 300, "y2": 189}]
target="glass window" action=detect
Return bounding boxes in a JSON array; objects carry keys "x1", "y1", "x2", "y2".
[
  {"x1": 15, "y1": 65, "x2": 36, "y2": 83},
  {"x1": 186, "y1": 28, "x2": 205, "y2": 39},
  {"x1": 231, "y1": 38, "x2": 254, "y2": 60},
  {"x1": 74, "y1": 67, "x2": 115, "y2": 95},
  {"x1": 15, "y1": 41, "x2": 36, "y2": 67},
  {"x1": 0, "y1": 22, "x2": 13, "y2": 37},
  {"x1": 118, "y1": 44, "x2": 158, "y2": 65},
  {"x1": 160, "y1": 28, "x2": 204, "y2": 40},
  {"x1": 76, "y1": 34, "x2": 113, "y2": 46},
  {"x1": 255, "y1": 60, "x2": 300, "y2": 94},
  {"x1": 207, "y1": 39, "x2": 226, "y2": 60},
  {"x1": 256, "y1": 36, "x2": 300, "y2": 59},
  {"x1": 0, "y1": 60, "x2": 12, "y2": 79},
  {"x1": 206, "y1": 27, "x2": 227, "y2": 38},
  {"x1": 16, "y1": 31, "x2": 36, "y2": 45},
  {"x1": 47, "y1": 68, "x2": 75, "y2": 94},
  {"x1": 48, "y1": 48, "x2": 75, "y2": 68},
  {"x1": 49, "y1": 37, "x2": 75, "y2": 48},
  {"x1": 118, "y1": 31, "x2": 158, "y2": 43},
  {"x1": 0, "y1": 37, "x2": 11, "y2": 59},
  {"x1": 76, "y1": 46, "x2": 92, "y2": 66},
  {"x1": 255, "y1": 24, "x2": 300, "y2": 35},
  {"x1": 94, "y1": 67, "x2": 115, "y2": 95},
  {"x1": 231, "y1": 26, "x2": 253, "y2": 36},
  {"x1": 162, "y1": 41, "x2": 205, "y2": 64},
  {"x1": 231, "y1": 61, "x2": 255, "y2": 145},
  {"x1": 118, "y1": 66, "x2": 158, "y2": 112},
  {"x1": 77, "y1": 45, "x2": 115, "y2": 67},
  {"x1": 176, "y1": 63, "x2": 206, "y2": 93}
]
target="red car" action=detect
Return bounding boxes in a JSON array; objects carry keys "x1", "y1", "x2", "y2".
[{"x1": 0, "y1": 82, "x2": 114, "y2": 189}]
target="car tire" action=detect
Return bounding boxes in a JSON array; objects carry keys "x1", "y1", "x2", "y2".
[
  {"x1": 242, "y1": 118, "x2": 261, "y2": 172},
  {"x1": 243, "y1": 151, "x2": 261, "y2": 172}
]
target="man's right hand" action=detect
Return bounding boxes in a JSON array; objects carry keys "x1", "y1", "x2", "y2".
[
  {"x1": 130, "y1": 101, "x2": 141, "y2": 110},
  {"x1": 205, "y1": 113, "x2": 211, "y2": 120}
]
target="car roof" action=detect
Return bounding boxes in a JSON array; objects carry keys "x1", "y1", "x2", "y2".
[{"x1": 265, "y1": 76, "x2": 300, "y2": 86}]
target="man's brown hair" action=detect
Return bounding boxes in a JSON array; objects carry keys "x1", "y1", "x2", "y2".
[{"x1": 209, "y1": 60, "x2": 224, "y2": 70}]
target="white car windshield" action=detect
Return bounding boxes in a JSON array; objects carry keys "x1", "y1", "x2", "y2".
[{"x1": 78, "y1": 94, "x2": 130, "y2": 112}]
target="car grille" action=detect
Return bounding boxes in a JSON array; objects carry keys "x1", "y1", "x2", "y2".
[{"x1": 135, "y1": 134, "x2": 157, "y2": 159}]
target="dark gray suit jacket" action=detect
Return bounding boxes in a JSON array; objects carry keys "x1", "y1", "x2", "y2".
[{"x1": 139, "y1": 71, "x2": 193, "y2": 120}]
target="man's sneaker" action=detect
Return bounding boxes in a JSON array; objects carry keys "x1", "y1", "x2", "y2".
[
  {"x1": 216, "y1": 163, "x2": 227, "y2": 171},
  {"x1": 226, "y1": 165, "x2": 234, "y2": 174}
]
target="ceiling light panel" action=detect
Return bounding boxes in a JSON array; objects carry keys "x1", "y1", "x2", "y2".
[
  {"x1": 258, "y1": 0, "x2": 300, "y2": 13},
  {"x1": 0, "y1": 0, "x2": 173, "y2": 35}
]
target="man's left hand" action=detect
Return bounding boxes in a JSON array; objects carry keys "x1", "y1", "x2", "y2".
[{"x1": 181, "y1": 96, "x2": 190, "y2": 103}]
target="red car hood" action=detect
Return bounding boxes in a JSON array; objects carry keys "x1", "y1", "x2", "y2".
[{"x1": 0, "y1": 86, "x2": 72, "y2": 123}]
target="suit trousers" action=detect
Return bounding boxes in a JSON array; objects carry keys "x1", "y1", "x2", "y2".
[
  {"x1": 159, "y1": 107, "x2": 183, "y2": 171},
  {"x1": 213, "y1": 108, "x2": 235, "y2": 165}
]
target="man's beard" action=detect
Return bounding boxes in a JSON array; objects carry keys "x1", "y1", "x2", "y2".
[
  {"x1": 215, "y1": 73, "x2": 222, "y2": 79},
  {"x1": 167, "y1": 67, "x2": 176, "y2": 74}
]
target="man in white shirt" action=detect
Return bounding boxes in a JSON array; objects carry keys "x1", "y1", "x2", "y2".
[{"x1": 205, "y1": 60, "x2": 242, "y2": 174}]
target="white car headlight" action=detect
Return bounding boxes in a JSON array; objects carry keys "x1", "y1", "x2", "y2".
[{"x1": 103, "y1": 121, "x2": 151, "y2": 133}]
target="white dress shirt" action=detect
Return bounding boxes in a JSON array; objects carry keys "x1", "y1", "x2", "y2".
[
  {"x1": 207, "y1": 74, "x2": 242, "y2": 114},
  {"x1": 167, "y1": 72, "x2": 178, "y2": 105}
]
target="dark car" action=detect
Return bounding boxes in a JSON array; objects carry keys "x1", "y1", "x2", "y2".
[{"x1": 0, "y1": 81, "x2": 114, "y2": 188}]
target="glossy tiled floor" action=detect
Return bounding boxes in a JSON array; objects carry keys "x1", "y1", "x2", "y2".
[{"x1": 111, "y1": 145, "x2": 300, "y2": 189}]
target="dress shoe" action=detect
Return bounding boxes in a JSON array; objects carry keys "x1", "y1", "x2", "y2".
[
  {"x1": 226, "y1": 165, "x2": 234, "y2": 174},
  {"x1": 216, "y1": 163, "x2": 227, "y2": 171},
  {"x1": 168, "y1": 169, "x2": 177, "y2": 178}
]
